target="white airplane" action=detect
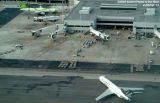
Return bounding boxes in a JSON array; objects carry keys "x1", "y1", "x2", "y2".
[
  {"x1": 95, "y1": 76, "x2": 144, "y2": 101},
  {"x1": 89, "y1": 27, "x2": 109, "y2": 41}
]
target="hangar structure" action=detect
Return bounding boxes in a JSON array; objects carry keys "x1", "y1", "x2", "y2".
[{"x1": 64, "y1": 0, "x2": 160, "y2": 35}]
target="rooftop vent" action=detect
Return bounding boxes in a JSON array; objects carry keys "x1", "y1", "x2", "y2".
[
  {"x1": 79, "y1": 7, "x2": 92, "y2": 14},
  {"x1": 144, "y1": 8, "x2": 155, "y2": 15},
  {"x1": 100, "y1": 4, "x2": 137, "y2": 10}
]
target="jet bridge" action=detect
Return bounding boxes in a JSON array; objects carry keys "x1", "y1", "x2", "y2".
[
  {"x1": 50, "y1": 24, "x2": 66, "y2": 39},
  {"x1": 89, "y1": 27, "x2": 109, "y2": 41},
  {"x1": 31, "y1": 25, "x2": 55, "y2": 37},
  {"x1": 33, "y1": 16, "x2": 60, "y2": 22}
]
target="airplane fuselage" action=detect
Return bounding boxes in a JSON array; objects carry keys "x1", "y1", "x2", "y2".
[
  {"x1": 21, "y1": 7, "x2": 57, "y2": 13},
  {"x1": 99, "y1": 76, "x2": 130, "y2": 101}
]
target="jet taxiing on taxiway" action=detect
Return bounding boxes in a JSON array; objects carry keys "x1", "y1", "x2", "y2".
[{"x1": 96, "y1": 76, "x2": 144, "y2": 101}]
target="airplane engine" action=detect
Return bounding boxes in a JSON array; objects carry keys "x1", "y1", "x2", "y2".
[{"x1": 125, "y1": 90, "x2": 133, "y2": 98}]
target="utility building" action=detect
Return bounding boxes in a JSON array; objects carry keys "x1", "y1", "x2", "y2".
[{"x1": 64, "y1": 0, "x2": 160, "y2": 35}]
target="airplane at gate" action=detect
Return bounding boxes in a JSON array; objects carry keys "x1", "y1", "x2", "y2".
[{"x1": 95, "y1": 76, "x2": 144, "y2": 101}]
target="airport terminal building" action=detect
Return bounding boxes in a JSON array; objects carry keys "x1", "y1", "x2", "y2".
[{"x1": 64, "y1": 0, "x2": 160, "y2": 35}]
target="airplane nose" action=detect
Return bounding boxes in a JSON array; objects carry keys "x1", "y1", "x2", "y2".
[
  {"x1": 128, "y1": 98, "x2": 131, "y2": 101},
  {"x1": 99, "y1": 76, "x2": 104, "y2": 80}
]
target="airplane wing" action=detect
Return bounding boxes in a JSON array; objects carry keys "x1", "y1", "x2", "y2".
[
  {"x1": 121, "y1": 87, "x2": 144, "y2": 91},
  {"x1": 95, "y1": 89, "x2": 113, "y2": 101}
]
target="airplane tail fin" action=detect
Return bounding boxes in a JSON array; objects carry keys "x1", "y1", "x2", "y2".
[{"x1": 16, "y1": 0, "x2": 27, "y2": 9}]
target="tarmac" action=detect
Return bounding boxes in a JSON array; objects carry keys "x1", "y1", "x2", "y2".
[
  {"x1": 0, "y1": 74, "x2": 160, "y2": 103},
  {"x1": 0, "y1": 67, "x2": 160, "y2": 82},
  {"x1": 0, "y1": 3, "x2": 160, "y2": 103},
  {"x1": 1, "y1": 58, "x2": 160, "y2": 73},
  {"x1": 0, "y1": 6, "x2": 160, "y2": 66}
]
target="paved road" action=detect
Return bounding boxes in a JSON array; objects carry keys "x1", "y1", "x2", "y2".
[
  {"x1": 0, "y1": 8, "x2": 22, "y2": 28},
  {"x1": 0, "y1": 68, "x2": 160, "y2": 82},
  {"x1": 0, "y1": 75, "x2": 159, "y2": 103},
  {"x1": 1, "y1": 59, "x2": 160, "y2": 73}
]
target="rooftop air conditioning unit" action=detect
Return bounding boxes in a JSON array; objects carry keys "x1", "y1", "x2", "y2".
[
  {"x1": 79, "y1": 7, "x2": 92, "y2": 14},
  {"x1": 144, "y1": 8, "x2": 155, "y2": 15}
]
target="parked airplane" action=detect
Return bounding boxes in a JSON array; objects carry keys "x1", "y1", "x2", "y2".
[
  {"x1": 89, "y1": 27, "x2": 109, "y2": 41},
  {"x1": 95, "y1": 76, "x2": 144, "y2": 101},
  {"x1": 16, "y1": 0, "x2": 58, "y2": 15}
]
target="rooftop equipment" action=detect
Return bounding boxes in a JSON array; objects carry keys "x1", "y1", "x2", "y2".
[
  {"x1": 144, "y1": 8, "x2": 155, "y2": 15},
  {"x1": 100, "y1": 4, "x2": 137, "y2": 10},
  {"x1": 79, "y1": 7, "x2": 92, "y2": 14}
]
